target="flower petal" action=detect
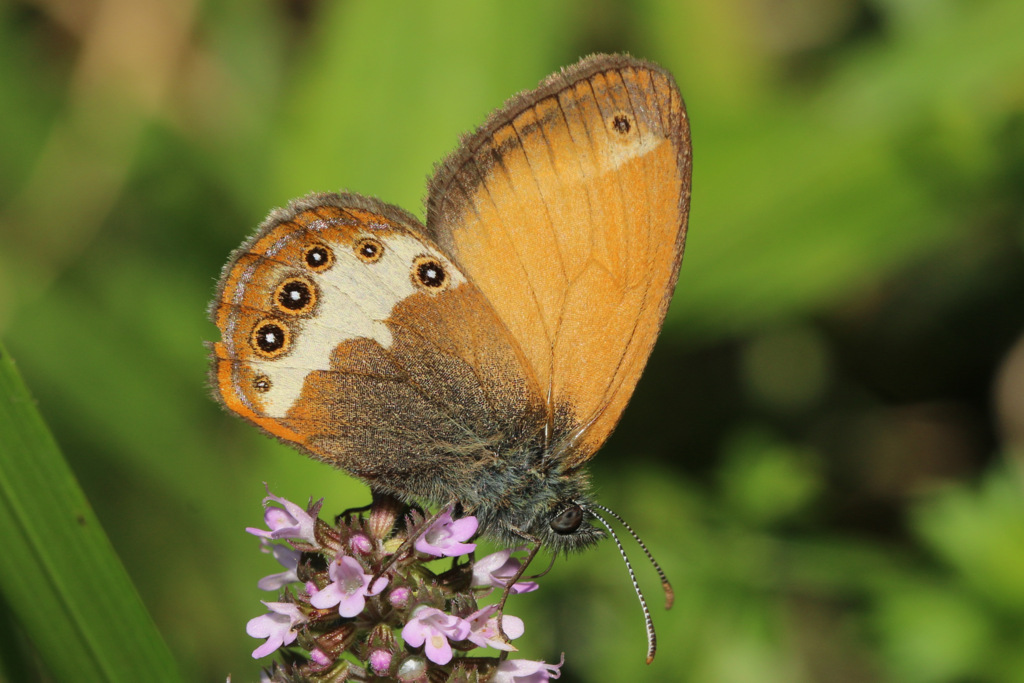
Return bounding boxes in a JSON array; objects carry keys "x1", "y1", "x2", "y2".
[
  {"x1": 424, "y1": 631, "x2": 454, "y2": 665},
  {"x1": 309, "y1": 583, "x2": 341, "y2": 609},
  {"x1": 401, "y1": 619, "x2": 427, "y2": 648},
  {"x1": 335, "y1": 591, "x2": 367, "y2": 618}
]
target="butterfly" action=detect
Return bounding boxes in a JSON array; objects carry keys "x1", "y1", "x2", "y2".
[{"x1": 209, "y1": 53, "x2": 690, "y2": 659}]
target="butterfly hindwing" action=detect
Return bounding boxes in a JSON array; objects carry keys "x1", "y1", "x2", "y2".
[{"x1": 210, "y1": 193, "x2": 546, "y2": 501}]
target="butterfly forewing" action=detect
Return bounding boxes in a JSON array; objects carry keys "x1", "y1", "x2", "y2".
[{"x1": 426, "y1": 55, "x2": 691, "y2": 466}]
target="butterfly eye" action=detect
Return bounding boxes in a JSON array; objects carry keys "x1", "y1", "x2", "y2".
[
  {"x1": 550, "y1": 504, "x2": 584, "y2": 534},
  {"x1": 355, "y1": 237, "x2": 384, "y2": 263},
  {"x1": 274, "y1": 276, "x2": 317, "y2": 316},
  {"x1": 250, "y1": 319, "x2": 291, "y2": 359},
  {"x1": 611, "y1": 112, "x2": 634, "y2": 135},
  {"x1": 304, "y1": 244, "x2": 334, "y2": 272},
  {"x1": 411, "y1": 255, "x2": 448, "y2": 292}
]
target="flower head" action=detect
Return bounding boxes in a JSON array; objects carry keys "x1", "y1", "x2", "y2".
[
  {"x1": 310, "y1": 555, "x2": 388, "y2": 618},
  {"x1": 472, "y1": 548, "x2": 539, "y2": 594},
  {"x1": 246, "y1": 601, "x2": 307, "y2": 659},
  {"x1": 414, "y1": 509, "x2": 478, "y2": 557},
  {"x1": 401, "y1": 606, "x2": 471, "y2": 665},
  {"x1": 246, "y1": 489, "x2": 318, "y2": 546},
  {"x1": 244, "y1": 492, "x2": 559, "y2": 679}
]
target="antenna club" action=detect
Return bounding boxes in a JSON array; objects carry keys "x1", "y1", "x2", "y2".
[{"x1": 663, "y1": 580, "x2": 675, "y2": 610}]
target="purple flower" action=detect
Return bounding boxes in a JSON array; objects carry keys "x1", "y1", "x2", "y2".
[
  {"x1": 492, "y1": 656, "x2": 564, "y2": 682},
  {"x1": 310, "y1": 555, "x2": 388, "y2": 618},
  {"x1": 388, "y1": 586, "x2": 411, "y2": 609},
  {"x1": 472, "y1": 548, "x2": 539, "y2": 594},
  {"x1": 466, "y1": 604, "x2": 524, "y2": 651},
  {"x1": 401, "y1": 606, "x2": 471, "y2": 665},
  {"x1": 246, "y1": 490, "x2": 317, "y2": 545},
  {"x1": 414, "y1": 509, "x2": 478, "y2": 557},
  {"x1": 246, "y1": 601, "x2": 307, "y2": 658},
  {"x1": 350, "y1": 533, "x2": 372, "y2": 555},
  {"x1": 257, "y1": 544, "x2": 301, "y2": 591},
  {"x1": 368, "y1": 649, "x2": 392, "y2": 675}
]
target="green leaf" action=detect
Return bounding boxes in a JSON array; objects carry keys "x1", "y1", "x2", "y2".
[{"x1": 0, "y1": 341, "x2": 182, "y2": 682}]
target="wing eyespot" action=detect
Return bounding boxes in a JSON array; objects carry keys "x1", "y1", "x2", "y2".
[
  {"x1": 611, "y1": 113, "x2": 634, "y2": 135},
  {"x1": 253, "y1": 375, "x2": 272, "y2": 393},
  {"x1": 273, "y1": 276, "x2": 317, "y2": 316},
  {"x1": 355, "y1": 237, "x2": 385, "y2": 263},
  {"x1": 304, "y1": 244, "x2": 334, "y2": 272},
  {"x1": 411, "y1": 255, "x2": 448, "y2": 292},
  {"x1": 250, "y1": 319, "x2": 291, "y2": 359}
]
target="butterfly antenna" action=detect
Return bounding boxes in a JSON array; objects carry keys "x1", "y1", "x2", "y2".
[
  {"x1": 587, "y1": 507, "x2": 658, "y2": 664},
  {"x1": 591, "y1": 503, "x2": 674, "y2": 610}
]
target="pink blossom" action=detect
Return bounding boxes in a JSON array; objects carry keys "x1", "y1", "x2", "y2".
[
  {"x1": 350, "y1": 533, "x2": 372, "y2": 555},
  {"x1": 388, "y1": 586, "x2": 411, "y2": 609},
  {"x1": 401, "y1": 606, "x2": 471, "y2": 665},
  {"x1": 472, "y1": 548, "x2": 539, "y2": 594},
  {"x1": 245, "y1": 601, "x2": 306, "y2": 658},
  {"x1": 415, "y1": 509, "x2": 478, "y2": 557},
  {"x1": 492, "y1": 655, "x2": 564, "y2": 682},
  {"x1": 256, "y1": 544, "x2": 301, "y2": 591},
  {"x1": 310, "y1": 555, "x2": 388, "y2": 617},
  {"x1": 465, "y1": 604, "x2": 524, "y2": 651},
  {"x1": 368, "y1": 649, "x2": 392, "y2": 675},
  {"x1": 246, "y1": 489, "x2": 317, "y2": 545}
]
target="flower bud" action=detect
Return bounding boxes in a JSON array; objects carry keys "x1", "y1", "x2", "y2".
[{"x1": 367, "y1": 493, "x2": 403, "y2": 541}]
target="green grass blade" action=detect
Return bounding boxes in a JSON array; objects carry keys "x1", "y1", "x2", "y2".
[{"x1": 0, "y1": 341, "x2": 182, "y2": 682}]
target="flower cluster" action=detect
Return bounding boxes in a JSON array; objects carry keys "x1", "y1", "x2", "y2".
[{"x1": 242, "y1": 488, "x2": 562, "y2": 682}]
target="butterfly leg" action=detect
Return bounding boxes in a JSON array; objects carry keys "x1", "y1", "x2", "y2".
[{"x1": 334, "y1": 501, "x2": 373, "y2": 526}]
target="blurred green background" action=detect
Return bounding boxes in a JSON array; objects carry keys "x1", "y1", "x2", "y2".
[{"x1": 3, "y1": 0, "x2": 1024, "y2": 681}]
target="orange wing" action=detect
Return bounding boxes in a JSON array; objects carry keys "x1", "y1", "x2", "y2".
[{"x1": 425, "y1": 54, "x2": 692, "y2": 468}]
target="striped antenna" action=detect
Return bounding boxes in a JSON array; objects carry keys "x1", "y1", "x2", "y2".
[
  {"x1": 591, "y1": 503, "x2": 675, "y2": 610},
  {"x1": 586, "y1": 506, "x2": 660, "y2": 664}
]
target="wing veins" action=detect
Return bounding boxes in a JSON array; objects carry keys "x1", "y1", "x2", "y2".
[
  {"x1": 466, "y1": 152, "x2": 555, "y2": 351},
  {"x1": 564, "y1": 69, "x2": 677, "y2": 456},
  {"x1": 510, "y1": 111, "x2": 570, "y2": 284}
]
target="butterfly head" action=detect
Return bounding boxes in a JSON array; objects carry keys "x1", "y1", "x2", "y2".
[{"x1": 541, "y1": 498, "x2": 607, "y2": 553}]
